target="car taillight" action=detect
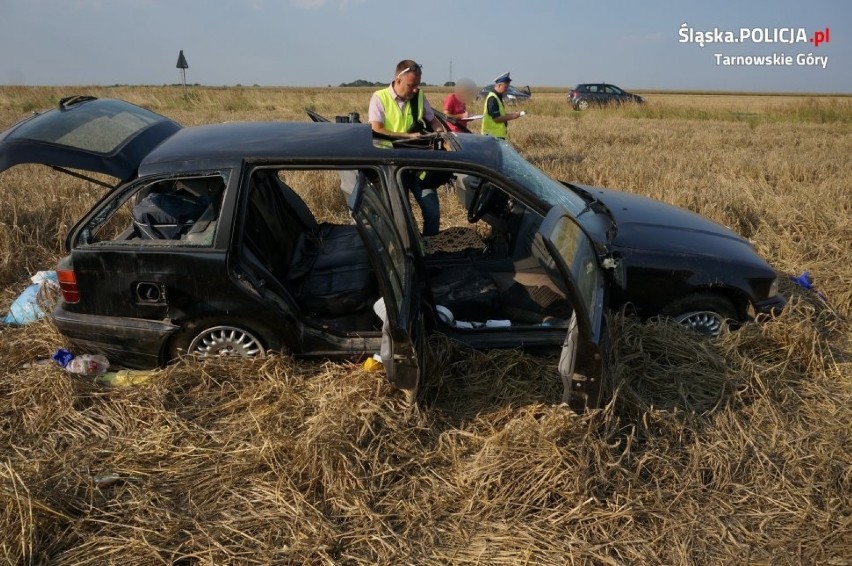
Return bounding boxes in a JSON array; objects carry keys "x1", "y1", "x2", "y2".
[{"x1": 57, "y1": 269, "x2": 80, "y2": 304}]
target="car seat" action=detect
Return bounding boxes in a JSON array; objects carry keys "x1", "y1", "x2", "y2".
[{"x1": 247, "y1": 170, "x2": 377, "y2": 316}]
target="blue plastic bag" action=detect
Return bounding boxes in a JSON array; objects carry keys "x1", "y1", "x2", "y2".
[
  {"x1": 52, "y1": 348, "x2": 75, "y2": 368},
  {"x1": 790, "y1": 271, "x2": 827, "y2": 302},
  {"x1": 3, "y1": 271, "x2": 58, "y2": 326}
]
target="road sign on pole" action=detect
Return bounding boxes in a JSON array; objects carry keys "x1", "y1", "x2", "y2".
[{"x1": 176, "y1": 50, "x2": 189, "y2": 89}]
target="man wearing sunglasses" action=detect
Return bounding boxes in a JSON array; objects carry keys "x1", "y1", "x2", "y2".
[
  {"x1": 369, "y1": 60, "x2": 446, "y2": 236},
  {"x1": 368, "y1": 59, "x2": 445, "y2": 140}
]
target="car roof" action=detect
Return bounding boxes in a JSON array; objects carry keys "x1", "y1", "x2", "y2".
[{"x1": 139, "y1": 121, "x2": 502, "y2": 176}]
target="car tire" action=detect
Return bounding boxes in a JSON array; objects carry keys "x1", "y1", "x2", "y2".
[
  {"x1": 660, "y1": 293, "x2": 740, "y2": 338},
  {"x1": 169, "y1": 317, "x2": 281, "y2": 361},
  {"x1": 577, "y1": 99, "x2": 590, "y2": 111}
]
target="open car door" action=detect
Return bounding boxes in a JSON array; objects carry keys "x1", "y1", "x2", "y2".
[
  {"x1": 535, "y1": 206, "x2": 608, "y2": 412},
  {"x1": 349, "y1": 173, "x2": 423, "y2": 396}
]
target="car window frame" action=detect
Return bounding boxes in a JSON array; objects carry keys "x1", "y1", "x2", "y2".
[
  {"x1": 537, "y1": 206, "x2": 606, "y2": 342},
  {"x1": 68, "y1": 169, "x2": 233, "y2": 252},
  {"x1": 391, "y1": 165, "x2": 521, "y2": 250}
]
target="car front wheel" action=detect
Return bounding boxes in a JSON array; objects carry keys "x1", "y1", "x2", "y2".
[
  {"x1": 170, "y1": 317, "x2": 279, "y2": 360},
  {"x1": 660, "y1": 293, "x2": 740, "y2": 338}
]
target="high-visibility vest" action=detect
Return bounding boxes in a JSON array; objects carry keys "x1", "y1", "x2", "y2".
[
  {"x1": 481, "y1": 91, "x2": 507, "y2": 138},
  {"x1": 375, "y1": 87, "x2": 425, "y2": 133}
]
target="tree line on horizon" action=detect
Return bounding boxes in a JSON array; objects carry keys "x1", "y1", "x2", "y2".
[{"x1": 339, "y1": 79, "x2": 454, "y2": 87}]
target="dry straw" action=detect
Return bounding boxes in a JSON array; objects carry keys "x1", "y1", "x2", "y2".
[{"x1": 1, "y1": 300, "x2": 848, "y2": 564}]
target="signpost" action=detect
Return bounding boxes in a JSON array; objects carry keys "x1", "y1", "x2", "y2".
[{"x1": 176, "y1": 50, "x2": 189, "y2": 91}]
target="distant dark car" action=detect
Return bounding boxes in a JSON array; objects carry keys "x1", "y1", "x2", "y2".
[
  {"x1": 568, "y1": 83, "x2": 645, "y2": 110},
  {"x1": 0, "y1": 97, "x2": 784, "y2": 411},
  {"x1": 477, "y1": 84, "x2": 532, "y2": 104}
]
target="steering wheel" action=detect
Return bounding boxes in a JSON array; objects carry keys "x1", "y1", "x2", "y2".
[{"x1": 468, "y1": 182, "x2": 499, "y2": 223}]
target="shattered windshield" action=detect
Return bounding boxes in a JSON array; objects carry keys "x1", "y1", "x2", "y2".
[{"x1": 496, "y1": 141, "x2": 586, "y2": 215}]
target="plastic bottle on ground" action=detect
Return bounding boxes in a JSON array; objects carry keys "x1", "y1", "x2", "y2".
[{"x1": 65, "y1": 354, "x2": 110, "y2": 376}]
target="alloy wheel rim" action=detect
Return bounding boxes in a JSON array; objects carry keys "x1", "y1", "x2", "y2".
[
  {"x1": 188, "y1": 326, "x2": 264, "y2": 358},
  {"x1": 673, "y1": 311, "x2": 727, "y2": 337}
]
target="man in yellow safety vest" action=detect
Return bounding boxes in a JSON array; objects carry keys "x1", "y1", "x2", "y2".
[
  {"x1": 368, "y1": 60, "x2": 445, "y2": 139},
  {"x1": 481, "y1": 72, "x2": 523, "y2": 139},
  {"x1": 368, "y1": 60, "x2": 446, "y2": 235}
]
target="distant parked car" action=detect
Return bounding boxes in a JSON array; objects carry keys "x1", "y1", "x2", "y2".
[
  {"x1": 477, "y1": 84, "x2": 532, "y2": 104},
  {"x1": 568, "y1": 83, "x2": 645, "y2": 110}
]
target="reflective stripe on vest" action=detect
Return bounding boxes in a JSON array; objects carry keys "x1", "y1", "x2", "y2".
[
  {"x1": 375, "y1": 87, "x2": 425, "y2": 133},
  {"x1": 481, "y1": 91, "x2": 507, "y2": 138}
]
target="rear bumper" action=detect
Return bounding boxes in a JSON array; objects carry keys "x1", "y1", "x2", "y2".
[
  {"x1": 753, "y1": 294, "x2": 787, "y2": 317},
  {"x1": 52, "y1": 307, "x2": 179, "y2": 369}
]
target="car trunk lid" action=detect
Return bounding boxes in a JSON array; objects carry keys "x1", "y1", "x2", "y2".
[{"x1": 0, "y1": 96, "x2": 181, "y2": 184}]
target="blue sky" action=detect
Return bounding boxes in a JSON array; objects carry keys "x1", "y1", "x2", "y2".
[{"x1": 0, "y1": 0, "x2": 849, "y2": 92}]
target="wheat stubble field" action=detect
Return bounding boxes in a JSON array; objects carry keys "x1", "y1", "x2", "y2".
[{"x1": 0, "y1": 86, "x2": 850, "y2": 564}]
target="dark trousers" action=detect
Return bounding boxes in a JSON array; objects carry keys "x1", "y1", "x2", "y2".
[{"x1": 401, "y1": 171, "x2": 440, "y2": 236}]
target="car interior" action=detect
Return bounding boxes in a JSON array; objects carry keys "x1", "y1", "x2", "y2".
[
  {"x1": 418, "y1": 172, "x2": 573, "y2": 329},
  {"x1": 78, "y1": 164, "x2": 575, "y2": 337},
  {"x1": 79, "y1": 175, "x2": 227, "y2": 247},
  {"x1": 239, "y1": 168, "x2": 380, "y2": 333},
  {"x1": 236, "y1": 167, "x2": 574, "y2": 337}
]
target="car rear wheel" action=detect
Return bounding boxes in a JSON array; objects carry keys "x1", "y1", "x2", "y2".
[
  {"x1": 170, "y1": 317, "x2": 279, "y2": 360},
  {"x1": 577, "y1": 99, "x2": 590, "y2": 111},
  {"x1": 661, "y1": 293, "x2": 740, "y2": 338}
]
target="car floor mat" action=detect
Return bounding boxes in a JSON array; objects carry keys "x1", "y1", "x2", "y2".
[
  {"x1": 423, "y1": 226, "x2": 485, "y2": 255},
  {"x1": 499, "y1": 281, "x2": 573, "y2": 323},
  {"x1": 428, "y1": 264, "x2": 501, "y2": 321}
]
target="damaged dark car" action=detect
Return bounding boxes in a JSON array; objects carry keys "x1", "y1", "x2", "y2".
[{"x1": 0, "y1": 97, "x2": 785, "y2": 411}]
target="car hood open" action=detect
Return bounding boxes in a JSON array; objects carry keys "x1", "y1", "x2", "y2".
[
  {"x1": 0, "y1": 96, "x2": 181, "y2": 183},
  {"x1": 574, "y1": 184, "x2": 763, "y2": 261}
]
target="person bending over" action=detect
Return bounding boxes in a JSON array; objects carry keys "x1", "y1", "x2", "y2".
[{"x1": 369, "y1": 60, "x2": 446, "y2": 235}]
